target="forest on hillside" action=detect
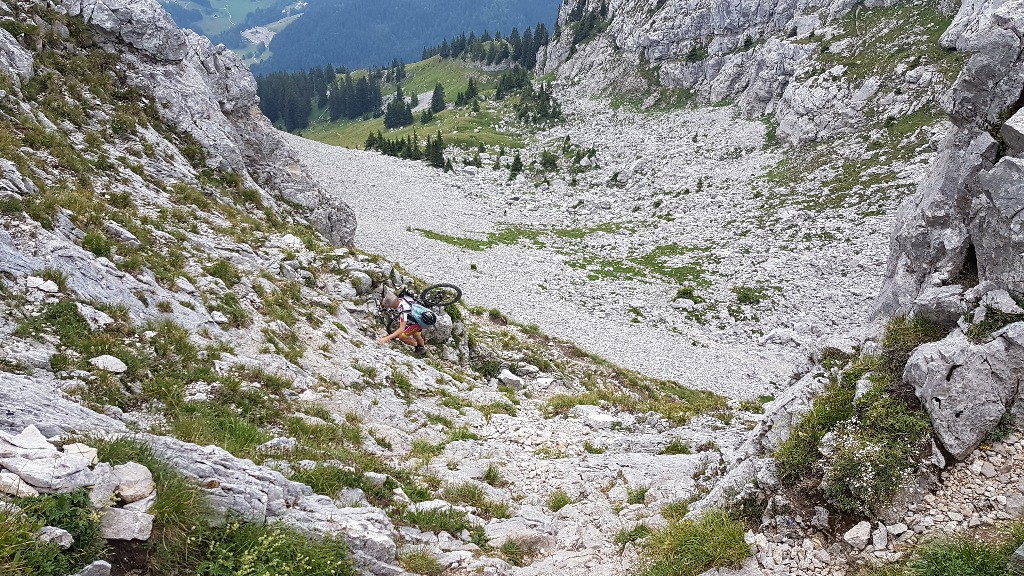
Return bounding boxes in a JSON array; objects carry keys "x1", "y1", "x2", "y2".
[{"x1": 253, "y1": 0, "x2": 560, "y2": 72}]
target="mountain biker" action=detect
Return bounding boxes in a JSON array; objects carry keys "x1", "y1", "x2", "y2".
[{"x1": 376, "y1": 292, "x2": 428, "y2": 356}]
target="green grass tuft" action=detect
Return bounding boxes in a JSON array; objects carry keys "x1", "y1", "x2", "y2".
[
  {"x1": 546, "y1": 489, "x2": 572, "y2": 512},
  {"x1": 638, "y1": 509, "x2": 751, "y2": 576}
]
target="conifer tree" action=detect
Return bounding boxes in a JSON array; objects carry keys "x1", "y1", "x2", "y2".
[
  {"x1": 430, "y1": 82, "x2": 446, "y2": 113},
  {"x1": 509, "y1": 151, "x2": 524, "y2": 177}
]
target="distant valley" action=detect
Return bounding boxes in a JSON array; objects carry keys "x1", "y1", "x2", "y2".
[{"x1": 159, "y1": 0, "x2": 560, "y2": 70}]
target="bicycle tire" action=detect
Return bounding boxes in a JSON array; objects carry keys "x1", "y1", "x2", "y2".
[
  {"x1": 386, "y1": 315, "x2": 402, "y2": 334},
  {"x1": 420, "y1": 283, "x2": 462, "y2": 307}
]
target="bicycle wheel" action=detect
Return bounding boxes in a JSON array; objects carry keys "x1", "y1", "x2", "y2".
[
  {"x1": 379, "y1": 311, "x2": 401, "y2": 333},
  {"x1": 420, "y1": 283, "x2": 462, "y2": 307}
]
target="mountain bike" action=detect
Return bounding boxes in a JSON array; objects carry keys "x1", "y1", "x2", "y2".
[{"x1": 376, "y1": 282, "x2": 462, "y2": 333}]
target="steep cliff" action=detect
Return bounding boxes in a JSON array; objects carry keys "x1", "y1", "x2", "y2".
[{"x1": 541, "y1": 0, "x2": 965, "y2": 144}]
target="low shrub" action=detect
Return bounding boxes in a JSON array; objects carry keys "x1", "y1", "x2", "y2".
[
  {"x1": 775, "y1": 316, "x2": 941, "y2": 515},
  {"x1": 193, "y1": 520, "x2": 356, "y2": 576},
  {"x1": 10, "y1": 489, "x2": 105, "y2": 576}
]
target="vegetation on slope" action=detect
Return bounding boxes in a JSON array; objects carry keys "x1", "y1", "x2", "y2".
[{"x1": 775, "y1": 317, "x2": 946, "y2": 516}]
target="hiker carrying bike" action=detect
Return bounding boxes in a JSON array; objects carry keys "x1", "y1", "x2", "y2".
[{"x1": 376, "y1": 291, "x2": 432, "y2": 356}]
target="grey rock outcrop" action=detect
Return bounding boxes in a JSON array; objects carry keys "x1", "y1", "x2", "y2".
[
  {"x1": 877, "y1": 0, "x2": 1024, "y2": 314},
  {"x1": 540, "y1": 0, "x2": 955, "y2": 142},
  {"x1": 61, "y1": 0, "x2": 356, "y2": 245},
  {"x1": 0, "y1": 26, "x2": 32, "y2": 90},
  {"x1": 904, "y1": 323, "x2": 1024, "y2": 460}
]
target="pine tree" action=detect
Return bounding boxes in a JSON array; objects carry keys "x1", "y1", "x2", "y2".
[
  {"x1": 471, "y1": 99, "x2": 480, "y2": 113},
  {"x1": 444, "y1": 158, "x2": 453, "y2": 172},
  {"x1": 430, "y1": 82, "x2": 446, "y2": 113},
  {"x1": 509, "y1": 151, "x2": 524, "y2": 178},
  {"x1": 429, "y1": 130, "x2": 445, "y2": 167}
]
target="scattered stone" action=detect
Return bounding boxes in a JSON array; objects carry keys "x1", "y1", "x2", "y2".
[
  {"x1": 844, "y1": 521, "x2": 872, "y2": 550},
  {"x1": 112, "y1": 462, "x2": 156, "y2": 503},
  {"x1": 100, "y1": 508, "x2": 154, "y2": 541},
  {"x1": 0, "y1": 471, "x2": 39, "y2": 497},
  {"x1": 75, "y1": 303, "x2": 115, "y2": 331},
  {"x1": 497, "y1": 369, "x2": 525, "y2": 390},
  {"x1": 38, "y1": 526, "x2": 74, "y2": 549},
  {"x1": 872, "y1": 522, "x2": 888, "y2": 550},
  {"x1": 71, "y1": 561, "x2": 112, "y2": 576},
  {"x1": 62, "y1": 443, "x2": 99, "y2": 465},
  {"x1": 89, "y1": 355, "x2": 128, "y2": 374},
  {"x1": 1009, "y1": 541, "x2": 1024, "y2": 575},
  {"x1": 0, "y1": 455, "x2": 95, "y2": 491}
]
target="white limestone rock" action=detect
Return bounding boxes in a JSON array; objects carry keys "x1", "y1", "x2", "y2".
[
  {"x1": 100, "y1": 508, "x2": 154, "y2": 541},
  {"x1": 113, "y1": 462, "x2": 156, "y2": 503},
  {"x1": 843, "y1": 521, "x2": 872, "y2": 550},
  {"x1": 89, "y1": 355, "x2": 128, "y2": 374}
]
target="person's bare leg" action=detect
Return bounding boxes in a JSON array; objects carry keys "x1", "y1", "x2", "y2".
[
  {"x1": 398, "y1": 334, "x2": 417, "y2": 346},
  {"x1": 414, "y1": 333, "x2": 426, "y2": 347}
]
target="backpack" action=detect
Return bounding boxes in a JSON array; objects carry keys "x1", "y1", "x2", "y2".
[{"x1": 408, "y1": 302, "x2": 437, "y2": 326}]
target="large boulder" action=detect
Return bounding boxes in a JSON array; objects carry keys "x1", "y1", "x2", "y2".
[{"x1": 904, "y1": 323, "x2": 1024, "y2": 460}]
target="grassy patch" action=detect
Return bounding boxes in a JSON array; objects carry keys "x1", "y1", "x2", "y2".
[
  {"x1": 660, "y1": 438, "x2": 692, "y2": 455},
  {"x1": 775, "y1": 316, "x2": 943, "y2": 515},
  {"x1": 546, "y1": 489, "x2": 572, "y2": 512},
  {"x1": 859, "y1": 521, "x2": 1024, "y2": 576},
  {"x1": 398, "y1": 549, "x2": 445, "y2": 576},
  {"x1": 638, "y1": 509, "x2": 750, "y2": 576},
  {"x1": 404, "y1": 508, "x2": 484, "y2": 544},
  {"x1": 616, "y1": 524, "x2": 653, "y2": 550}
]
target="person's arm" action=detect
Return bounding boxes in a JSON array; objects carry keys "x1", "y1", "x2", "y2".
[{"x1": 377, "y1": 318, "x2": 407, "y2": 344}]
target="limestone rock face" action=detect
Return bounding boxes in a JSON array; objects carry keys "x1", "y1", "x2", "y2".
[
  {"x1": 877, "y1": 0, "x2": 1024, "y2": 314},
  {"x1": 0, "y1": 27, "x2": 32, "y2": 90},
  {"x1": 904, "y1": 324, "x2": 1024, "y2": 460},
  {"x1": 61, "y1": 0, "x2": 357, "y2": 245},
  {"x1": 539, "y1": 0, "x2": 954, "y2": 142}
]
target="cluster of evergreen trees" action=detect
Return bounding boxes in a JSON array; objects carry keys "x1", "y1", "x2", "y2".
[
  {"x1": 515, "y1": 82, "x2": 562, "y2": 124},
  {"x1": 256, "y1": 65, "x2": 385, "y2": 132},
  {"x1": 383, "y1": 85, "x2": 416, "y2": 129},
  {"x1": 422, "y1": 23, "x2": 550, "y2": 70},
  {"x1": 565, "y1": 1, "x2": 610, "y2": 55},
  {"x1": 365, "y1": 130, "x2": 451, "y2": 170}
]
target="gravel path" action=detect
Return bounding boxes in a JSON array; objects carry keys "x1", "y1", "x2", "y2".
[{"x1": 286, "y1": 96, "x2": 917, "y2": 399}]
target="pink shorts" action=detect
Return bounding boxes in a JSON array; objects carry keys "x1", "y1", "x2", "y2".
[{"x1": 403, "y1": 324, "x2": 422, "y2": 336}]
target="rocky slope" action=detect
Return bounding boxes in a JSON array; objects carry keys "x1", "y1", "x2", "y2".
[
  {"x1": 2, "y1": 0, "x2": 1024, "y2": 576},
  {"x1": 540, "y1": 0, "x2": 964, "y2": 144},
  {"x1": 0, "y1": 2, "x2": 754, "y2": 576}
]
